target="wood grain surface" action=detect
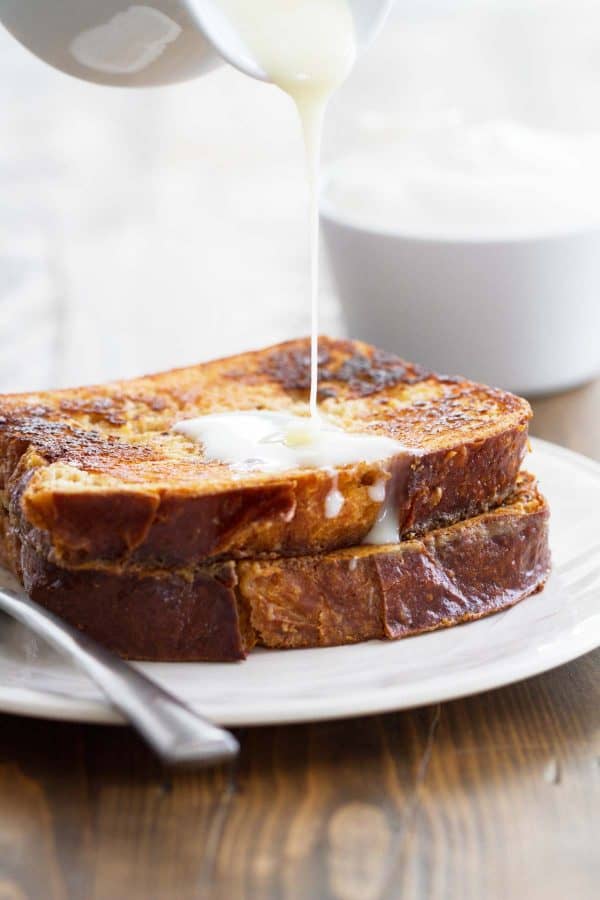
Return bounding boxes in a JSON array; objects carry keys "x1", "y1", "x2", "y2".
[{"x1": 0, "y1": 382, "x2": 599, "y2": 900}]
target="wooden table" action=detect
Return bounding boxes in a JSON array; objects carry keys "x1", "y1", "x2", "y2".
[{"x1": 1, "y1": 381, "x2": 598, "y2": 900}]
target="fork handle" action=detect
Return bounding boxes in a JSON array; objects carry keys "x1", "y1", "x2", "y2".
[{"x1": 0, "y1": 585, "x2": 239, "y2": 767}]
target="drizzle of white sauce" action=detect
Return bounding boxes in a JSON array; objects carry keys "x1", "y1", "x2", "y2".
[
  {"x1": 173, "y1": 410, "x2": 405, "y2": 474},
  {"x1": 348, "y1": 557, "x2": 358, "y2": 572},
  {"x1": 363, "y1": 483, "x2": 401, "y2": 545},
  {"x1": 367, "y1": 478, "x2": 387, "y2": 503},
  {"x1": 324, "y1": 470, "x2": 345, "y2": 519}
]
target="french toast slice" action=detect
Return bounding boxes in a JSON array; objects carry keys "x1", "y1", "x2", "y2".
[
  {"x1": 10, "y1": 474, "x2": 550, "y2": 661},
  {"x1": 0, "y1": 337, "x2": 530, "y2": 571}
]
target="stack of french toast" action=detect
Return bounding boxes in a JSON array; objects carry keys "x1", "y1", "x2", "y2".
[{"x1": 0, "y1": 338, "x2": 550, "y2": 661}]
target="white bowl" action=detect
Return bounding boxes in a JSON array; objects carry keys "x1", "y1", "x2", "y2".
[{"x1": 321, "y1": 196, "x2": 600, "y2": 397}]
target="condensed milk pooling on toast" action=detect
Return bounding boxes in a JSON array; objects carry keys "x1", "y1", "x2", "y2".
[
  {"x1": 173, "y1": 410, "x2": 409, "y2": 534},
  {"x1": 174, "y1": 411, "x2": 404, "y2": 473}
]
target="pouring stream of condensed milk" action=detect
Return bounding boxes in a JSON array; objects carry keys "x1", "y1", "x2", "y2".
[
  {"x1": 214, "y1": 0, "x2": 357, "y2": 418},
  {"x1": 174, "y1": 1, "x2": 405, "y2": 534}
]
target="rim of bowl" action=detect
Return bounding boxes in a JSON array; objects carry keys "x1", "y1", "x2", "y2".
[{"x1": 319, "y1": 175, "x2": 600, "y2": 246}]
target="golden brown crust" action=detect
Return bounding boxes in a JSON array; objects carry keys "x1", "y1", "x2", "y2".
[
  {"x1": 239, "y1": 473, "x2": 550, "y2": 651},
  {"x1": 19, "y1": 547, "x2": 249, "y2": 662},
  {"x1": 0, "y1": 337, "x2": 531, "y2": 569},
  {"x1": 12, "y1": 474, "x2": 550, "y2": 662}
]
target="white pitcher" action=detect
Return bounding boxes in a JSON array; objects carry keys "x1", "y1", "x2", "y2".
[
  {"x1": 0, "y1": 2, "x2": 223, "y2": 87},
  {"x1": 0, "y1": 1, "x2": 394, "y2": 87}
]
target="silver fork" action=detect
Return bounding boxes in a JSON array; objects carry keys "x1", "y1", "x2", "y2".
[{"x1": 0, "y1": 584, "x2": 239, "y2": 767}]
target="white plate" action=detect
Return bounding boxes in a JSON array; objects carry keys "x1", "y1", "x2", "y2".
[{"x1": 0, "y1": 438, "x2": 599, "y2": 726}]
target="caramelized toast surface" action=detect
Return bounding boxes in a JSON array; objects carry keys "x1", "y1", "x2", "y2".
[{"x1": 0, "y1": 338, "x2": 531, "y2": 568}]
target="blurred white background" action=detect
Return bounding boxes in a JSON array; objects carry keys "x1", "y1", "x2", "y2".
[{"x1": 1, "y1": 0, "x2": 600, "y2": 390}]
